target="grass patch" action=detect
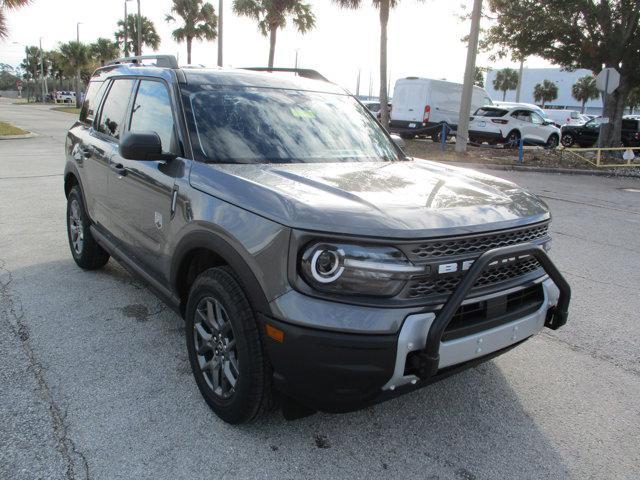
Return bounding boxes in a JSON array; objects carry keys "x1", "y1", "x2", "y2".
[
  {"x1": 52, "y1": 106, "x2": 81, "y2": 115},
  {"x1": 0, "y1": 121, "x2": 29, "y2": 136}
]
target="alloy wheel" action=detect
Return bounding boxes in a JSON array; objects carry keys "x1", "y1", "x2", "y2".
[
  {"x1": 193, "y1": 297, "x2": 239, "y2": 399},
  {"x1": 69, "y1": 199, "x2": 84, "y2": 255}
]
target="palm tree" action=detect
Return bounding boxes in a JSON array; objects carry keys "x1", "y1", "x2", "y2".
[
  {"x1": 233, "y1": 0, "x2": 315, "y2": 69},
  {"x1": 0, "y1": 0, "x2": 31, "y2": 38},
  {"x1": 59, "y1": 41, "x2": 90, "y2": 108},
  {"x1": 166, "y1": 0, "x2": 218, "y2": 65},
  {"x1": 91, "y1": 38, "x2": 121, "y2": 66},
  {"x1": 492, "y1": 68, "x2": 519, "y2": 101},
  {"x1": 19, "y1": 45, "x2": 40, "y2": 102},
  {"x1": 333, "y1": 1, "x2": 424, "y2": 130},
  {"x1": 46, "y1": 50, "x2": 66, "y2": 92},
  {"x1": 571, "y1": 75, "x2": 599, "y2": 113},
  {"x1": 115, "y1": 14, "x2": 161, "y2": 56},
  {"x1": 533, "y1": 79, "x2": 558, "y2": 108}
]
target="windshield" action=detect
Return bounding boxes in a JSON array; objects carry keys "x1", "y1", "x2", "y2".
[{"x1": 183, "y1": 85, "x2": 400, "y2": 164}]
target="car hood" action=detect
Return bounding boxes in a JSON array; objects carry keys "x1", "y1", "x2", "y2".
[{"x1": 189, "y1": 159, "x2": 549, "y2": 238}]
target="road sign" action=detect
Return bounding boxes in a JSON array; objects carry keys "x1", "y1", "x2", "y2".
[
  {"x1": 16, "y1": 80, "x2": 23, "y2": 89},
  {"x1": 596, "y1": 68, "x2": 620, "y2": 94}
]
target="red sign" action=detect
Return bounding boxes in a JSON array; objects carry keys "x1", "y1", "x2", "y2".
[{"x1": 16, "y1": 80, "x2": 23, "y2": 89}]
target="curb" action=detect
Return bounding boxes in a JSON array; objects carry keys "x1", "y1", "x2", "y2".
[
  {"x1": 0, "y1": 132, "x2": 38, "y2": 140},
  {"x1": 451, "y1": 162, "x2": 640, "y2": 179}
]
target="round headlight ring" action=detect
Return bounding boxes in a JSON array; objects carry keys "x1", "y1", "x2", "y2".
[{"x1": 310, "y1": 248, "x2": 345, "y2": 283}]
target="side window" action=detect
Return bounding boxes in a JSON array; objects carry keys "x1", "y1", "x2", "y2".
[
  {"x1": 129, "y1": 80, "x2": 176, "y2": 154},
  {"x1": 531, "y1": 113, "x2": 544, "y2": 125},
  {"x1": 97, "y1": 79, "x2": 136, "y2": 140},
  {"x1": 80, "y1": 80, "x2": 108, "y2": 126},
  {"x1": 512, "y1": 110, "x2": 531, "y2": 123}
]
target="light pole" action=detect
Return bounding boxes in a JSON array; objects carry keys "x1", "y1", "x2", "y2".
[
  {"x1": 455, "y1": 0, "x2": 482, "y2": 153},
  {"x1": 217, "y1": 0, "x2": 223, "y2": 66},
  {"x1": 39, "y1": 37, "x2": 46, "y2": 103},
  {"x1": 76, "y1": 22, "x2": 82, "y2": 108},
  {"x1": 137, "y1": 0, "x2": 142, "y2": 56},
  {"x1": 515, "y1": 58, "x2": 524, "y2": 103},
  {"x1": 124, "y1": 0, "x2": 134, "y2": 57}
]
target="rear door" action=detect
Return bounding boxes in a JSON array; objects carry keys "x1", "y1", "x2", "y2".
[
  {"x1": 92, "y1": 78, "x2": 137, "y2": 242},
  {"x1": 391, "y1": 80, "x2": 426, "y2": 122},
  {"x1": 510, "y1": 110, "x2": 534, "y2": 143}
]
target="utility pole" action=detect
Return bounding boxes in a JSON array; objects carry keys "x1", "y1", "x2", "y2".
[
  {"x1": 137, "y1": 0, "x2": 142, "y2": 56},
  {"x1": 294, "y1": 49, "x2": 300, "y2": 69},
  {"x1": 217, "y1": 0, "x2": 223, "y2": 66},
  {"x1": 455, "y1": 0, "x2": 482, "y2": 153},
  {"x1": 39, "y1": 37, "x2": 45, "y2": 103},
  {"x1": 515, "y1": 58, "x2": 524, "y2": 102}
]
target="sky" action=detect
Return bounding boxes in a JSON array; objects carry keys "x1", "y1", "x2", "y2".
[{"x1": 0, "y1": 0, "x2": 554, "y2": 96}]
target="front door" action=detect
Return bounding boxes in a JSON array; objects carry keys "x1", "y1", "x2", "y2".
[{"x1": 108, "y1": 79, "x2": 181, "y2": 278}]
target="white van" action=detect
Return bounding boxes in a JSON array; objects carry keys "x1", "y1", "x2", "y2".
[
  {"x1": 390, "y1": 77, "x2": 492, "y2": 139},
  {"x1": 542, "y1": 109, "x2": 584, "y2": 126}
]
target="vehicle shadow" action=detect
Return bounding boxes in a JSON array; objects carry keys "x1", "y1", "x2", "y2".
[{"x1": 6, "y1": 258, "x2": 570, "y2": 479}]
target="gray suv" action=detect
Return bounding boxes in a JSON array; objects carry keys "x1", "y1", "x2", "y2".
[{"x1": 64, "y1": 55, "x2": 570, "y2": 424}]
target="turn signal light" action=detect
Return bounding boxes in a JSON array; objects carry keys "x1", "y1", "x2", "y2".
[{"x1": 266, "y1": 324, "x2": 284, "y2": 343}]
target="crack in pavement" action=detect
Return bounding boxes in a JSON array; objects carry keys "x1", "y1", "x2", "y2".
[{"x1": 0, "y1": 259, "x2": 90, "y2": 480}]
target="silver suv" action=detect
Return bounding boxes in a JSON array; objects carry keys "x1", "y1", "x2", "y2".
[{"x1": 64, "y1": 55, "x2": 570, "y2": 424}]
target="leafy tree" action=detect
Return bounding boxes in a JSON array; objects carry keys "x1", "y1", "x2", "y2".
[
  {"x1": 481, "y1": 0, "x2": 640, "y2": 147},
  {"x1": 115, "y1": 14, "x2": 161, "y2": 56},
  {"x1": 0, "y1": 0, "x2": 30, "y2": 38},
  {"x1": 46, "y1": 50, "x2": 67, "y2": 92},
  {"x1": 571, "y1": 75, "x2": 599, "y2": 113},
  {"x1": 474, "y1": 66, "x2": 486, "y2": 88},
  {"x1": 492, "y1": 67, "x2": 518, "y2": 101},
  {"x1": 233, "y1": 0, "x2": 315, "y2": 69},
  {"x1": 0, "y1": 64, "x2": 18, "y2": 90},
  {"x1": 166, "y1": 0, "x2": 218, "y2": 64},
  {"x1": 333, "y1": 0, "x2": 425, "y2": 130},
  {"x1": 59, "y1": 41, "x2": 90, "y2": 107},
  {"x1": 533, "y1": 79, "x2": 558, "y2": 107},
  {"x1": 91, "y1": 38, "x2": 120, "y2": 66}
]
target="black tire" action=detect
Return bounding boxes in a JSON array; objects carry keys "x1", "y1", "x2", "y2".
[
  {"x1": 431, "y1": 130, "x2": 442, "y2": 143},
  {"x1": 399, "y1": 133, "x2": 414, "y2": 140},
  {"x1": 546, "y1": 134, "x2": 559, "y2": 149},
  {"x1": 66, "y1": 186, "x2": 109, "y2": 270},
  {"x1": 185, "y1": 266, "x2": 272, "y2": 424},
  {"x1": 561, "y1": 133, "x2": 575, "y2": 147},
  {"x1": 504, "y1": 130, "x2": 521, "y2": 149}
]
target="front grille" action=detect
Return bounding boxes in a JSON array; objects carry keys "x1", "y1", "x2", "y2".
[
  {"x1": 402, "y1": 223, "x2": 549, "y2": 261},
  {"x1": 404, "y1": 256, "x2": 542, "y2": 299}
]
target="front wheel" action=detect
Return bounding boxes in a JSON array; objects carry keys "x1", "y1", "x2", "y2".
[
  {"x1": 66, "y1": 186, "x2": 109, "y2": 270},
  {"x1": 546, "y1": 134, "x2": 559, "y2": 149},
  {"x1": 185, "y1": 266, "x2": 273, "y2": 424}
]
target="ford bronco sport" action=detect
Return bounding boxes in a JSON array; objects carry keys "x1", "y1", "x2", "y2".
[{"x1": 64, "y1": 55, "x2": 570, "y2": 424}]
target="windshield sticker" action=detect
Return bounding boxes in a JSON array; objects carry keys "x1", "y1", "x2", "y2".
[{"x1": 290, "y1": 107, "x2": 316, "y2": 119}]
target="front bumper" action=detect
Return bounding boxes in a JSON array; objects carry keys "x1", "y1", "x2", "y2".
[{"x1": 263, "y1": 245, "x2": 570, "y2": 413}]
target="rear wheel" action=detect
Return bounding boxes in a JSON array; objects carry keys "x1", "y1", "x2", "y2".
[
  {"x1": 185, "y1": 266, "x2": 272, "y2": 424},
  {"x1": 505, "y1": 130, "x2": 521, "y2": 148},
  {"x1": 561, "y1": 133, "x2": 575, "y2": 147},
  {"x1": 66, "y1": 186, "x2": 109, "y2": 270}
]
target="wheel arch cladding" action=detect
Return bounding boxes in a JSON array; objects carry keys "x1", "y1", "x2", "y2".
[{"x1": 171, "y1": 231, "x2": 272, "y2": 317}]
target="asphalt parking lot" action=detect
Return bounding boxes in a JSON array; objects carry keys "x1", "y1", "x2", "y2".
[{"x1": 1, "y1": 100, "x2": 639, "y2": 480}]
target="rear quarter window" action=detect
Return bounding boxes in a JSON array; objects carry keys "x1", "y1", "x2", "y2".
[{"x1": 474, "y1": 108, "x2": 508, "y2": 117}]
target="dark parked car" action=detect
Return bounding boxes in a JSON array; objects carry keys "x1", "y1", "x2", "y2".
[
  {"x1": 561, "y1": 117, "x2": 640, "y2": 147},
  {"x1": 64, "y1": 55, "x2": 570, "y2": 424}
]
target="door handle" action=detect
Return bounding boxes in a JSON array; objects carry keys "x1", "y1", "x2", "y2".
[{"x1": 111, "y1": 163, "x2": 127, "y2": 176}]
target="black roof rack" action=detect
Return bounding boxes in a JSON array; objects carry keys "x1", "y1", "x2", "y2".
[
  {"x1": 241, "y1": 67, "x2": 330, "y2": 83},
  {"x1": 107, "y1": 55, "x2": 179, "y2": 69}
]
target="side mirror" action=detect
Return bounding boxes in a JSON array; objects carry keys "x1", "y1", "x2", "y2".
[
  {"x1": 120, "y1": 132, "x2": 175, "y2": 161},
  {"x1": 390, "y1": 134, "x2": 407, "y2": 153}
]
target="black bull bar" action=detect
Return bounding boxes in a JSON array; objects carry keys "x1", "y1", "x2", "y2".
[{"x1": 416, "y1": 243, "x2": 571, "y2": 379}]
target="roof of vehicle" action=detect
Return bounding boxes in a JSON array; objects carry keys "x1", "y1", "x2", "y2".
[{"x1": 91, "y1": 61, "x2": 347, "y2": 95}]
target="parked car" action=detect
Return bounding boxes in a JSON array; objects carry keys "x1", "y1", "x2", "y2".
[
  {"x1": 390, "y1": 77, "x2": 492, "y2": 141},
  {"x1": 468, "y1": 105, "x2": 561, "y2": 148},
  {"x1": 543, "y1": 109, "x2": 584, "y2": 126},
  {"x1": 64, "y1": 56, "x2": 570, "y2": 424},
  {"x1": 361, "y1": 100, "x2": 392, "y2": 120},
  {"x1": 55, "y1": 91, "x2": 76, "y2": 103},
  {"x1": 561, "y1": 117, "x2": 640, "y2": 147}
]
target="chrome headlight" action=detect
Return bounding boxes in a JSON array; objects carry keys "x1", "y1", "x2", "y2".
[{"x1": 300, "y1": 242, "x2": 423, "y2": 297}]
